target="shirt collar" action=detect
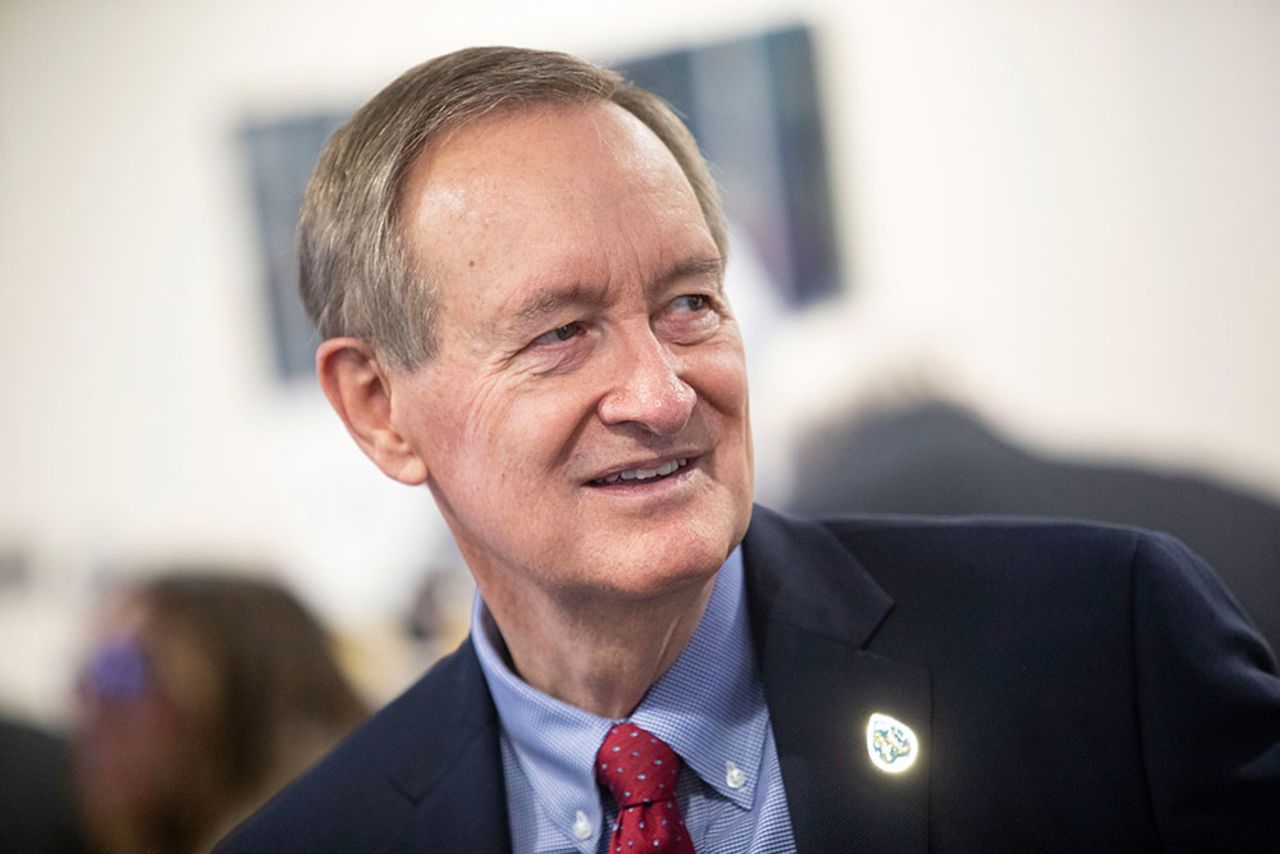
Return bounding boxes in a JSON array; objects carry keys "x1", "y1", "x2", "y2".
[{"x1": 471, "y1": 547, "x2": 768, "y2": 847}]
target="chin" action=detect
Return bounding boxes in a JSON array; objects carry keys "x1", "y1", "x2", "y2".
[{"x1": 591, "y1": 510, "x2": 747, "y2": 599}]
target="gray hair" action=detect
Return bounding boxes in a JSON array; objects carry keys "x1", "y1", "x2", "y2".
[{"x1": 299, "y1": 46, "x2": 727, "y2": 369}]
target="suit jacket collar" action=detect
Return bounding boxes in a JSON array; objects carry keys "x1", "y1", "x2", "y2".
[
  {"x1": 743, "y1": 505, "x2": 931, "y2": 853},
  {"x1": 387, "y1": 506, "x2": 930, "y2": 853},
  {"x1": 387, "y1": 638, "x2": 512, "y2": 852}
]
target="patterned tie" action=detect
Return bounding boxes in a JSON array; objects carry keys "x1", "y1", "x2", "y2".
[{"x1": 596, "y1": 723, "x2": 695, "y2": 853}]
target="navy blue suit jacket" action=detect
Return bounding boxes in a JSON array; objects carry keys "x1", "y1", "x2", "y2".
[{"x1": 219, "y1": 507, "x2": 1280, "y2": 852}]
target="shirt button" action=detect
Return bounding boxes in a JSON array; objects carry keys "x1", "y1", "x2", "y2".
[
  {"x1": 572, "y1": 810, "x2": 592, "y2": 840},
  {"x1": 725, "y1": 760, "x2": 746, "y2": 789}
]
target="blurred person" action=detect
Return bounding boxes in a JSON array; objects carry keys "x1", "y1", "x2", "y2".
[
  {"x1": 73, "y1": 573, "x2": 367, "y2": 854},
  {"x1": 220, "y1": 47, "x2": 1280, "y2": 852}
]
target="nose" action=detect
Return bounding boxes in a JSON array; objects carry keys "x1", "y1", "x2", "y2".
[{"x1": 597, "y1": 327, "x2": 696, "y2": 436}]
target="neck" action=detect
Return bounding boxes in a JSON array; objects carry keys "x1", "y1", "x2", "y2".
[{"x1": 479, "y1": 574, "x2": 718, "y2": 719}]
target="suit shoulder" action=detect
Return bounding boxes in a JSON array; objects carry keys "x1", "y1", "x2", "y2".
[
  {"x1": 816, "y1": 511, "x2": 1146, "y2": 550},
  {"x1": 813, "y1": 514, "x2": 1263, "y2": 619},
  {"x1": 810, "y1": 511, "x2": 1275, "y2": 673},
  {"x1": 810, "y1": 511, "x2": 1149, "y2": 580}
]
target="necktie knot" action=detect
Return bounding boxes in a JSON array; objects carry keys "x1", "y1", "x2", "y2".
[
  {"x1": 596, "y1": 722, "x2": 681, "y2": 807},
  {"x1": 595, "y1": 723, "x2": 693, "y2": 852}
]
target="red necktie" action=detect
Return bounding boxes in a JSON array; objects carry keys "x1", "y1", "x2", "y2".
[{"x1": 596, "y1": 723, "x2": 695, "y2": 853}]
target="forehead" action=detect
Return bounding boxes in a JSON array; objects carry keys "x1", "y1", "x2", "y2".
[
  {"x1": 398, "y1": 102, "x2": 716, "y2": 325},
  {"x1": 404, "y1": 100, "x2": 692, "y2": 226}
]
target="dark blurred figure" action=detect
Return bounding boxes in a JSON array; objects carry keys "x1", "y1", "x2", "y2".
[
  {"x1": 790, "y1": 399, "x2": 1280, "y2": 652},
  {"x1": 0, "y1": 714, "x2": 89, "y2": 853},
  {"x1": 72, "y1": 573, "x2": 368, "y2": 854}
]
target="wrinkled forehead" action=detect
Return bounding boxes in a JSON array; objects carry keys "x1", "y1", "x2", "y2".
[
  {"x1": 402, "y1": 100, "x2": 692, "y2": 228},
  {"x1": 397, "y1": 101, "x2": 716, "y2": 320}
]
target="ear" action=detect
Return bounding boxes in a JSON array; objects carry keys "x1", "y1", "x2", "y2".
[{"x1": 316, "y1": 338, "x2": 429, "y2": 485}]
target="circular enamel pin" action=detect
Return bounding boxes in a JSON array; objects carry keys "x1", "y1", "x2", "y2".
[{"x1": 866, "y1": 712, "x2": 919, "y2": 773}]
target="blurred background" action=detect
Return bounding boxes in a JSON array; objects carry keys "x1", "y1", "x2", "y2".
[{"x1": 2, "y1": 0, "x2": 1279, "y2": 844}]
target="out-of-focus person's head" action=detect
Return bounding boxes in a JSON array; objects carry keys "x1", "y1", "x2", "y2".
[
  {"x1": 311, "y1": 47, "x2": 754, "y2": 615},
  {"x1": 71, "y1": 572, "x2": 367, "y2": 854}
]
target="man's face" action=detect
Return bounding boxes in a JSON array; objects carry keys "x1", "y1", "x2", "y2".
[{"x1": 389, "y1": 102, "x2": 753, "y2": 603}]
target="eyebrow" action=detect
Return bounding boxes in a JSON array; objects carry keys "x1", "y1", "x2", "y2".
[
  {"x1": 513, "y1": 282, "x2": 600, "y2": 326},
  {"x1": 510, "y1": 256, "x2": 725, "y2": 327},
  {"x1": 660, "y1": 256, "x2": 725, "y2": 288}
]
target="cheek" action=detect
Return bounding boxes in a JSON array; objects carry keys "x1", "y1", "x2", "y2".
[
  {"x1": 441, "y1": 377, "x2": 591, "y2": 509},
  {"x1": 458, "y1": 379, "x2": 518, "y2": 454},
  {"x1": 692, "y1": 344, "x2": 754, "y2": 493},
  {"x1": 495, "y1": 371, "x2": 603, "y2": 448},
  {"x1": 691, "y1": 341, "x2": 750, "y2": 415},
  {"x1": 406, "y1": 364, "x2": 511, "y2": 464}
]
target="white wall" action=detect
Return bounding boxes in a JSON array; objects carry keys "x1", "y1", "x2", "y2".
[
  {"x1": 2, "y1": 0, "x2": 1278, "y2": 717},
  {"x1": 811, "y1": 0, "x2": 1280, "y2": 490}
]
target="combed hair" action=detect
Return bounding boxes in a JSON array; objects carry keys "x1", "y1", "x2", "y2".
[{"x1": 299, "y1": 46, "x2": 727, "y2": 368}]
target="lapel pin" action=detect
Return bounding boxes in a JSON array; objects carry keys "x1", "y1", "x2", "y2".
[{"x1": 866, "y1": 712, "x2": 919, "y2": 773}]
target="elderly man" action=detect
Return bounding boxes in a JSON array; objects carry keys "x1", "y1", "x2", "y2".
[{"x1": 221, "y1": 48, "x2": 1280, "y2": 852}]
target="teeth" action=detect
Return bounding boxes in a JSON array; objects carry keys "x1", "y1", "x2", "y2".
[{"x1": 596, "y1": 458, "x2": 688, "y2": 485}]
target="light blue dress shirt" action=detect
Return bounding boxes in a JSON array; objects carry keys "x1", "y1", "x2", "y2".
[{"x1": 472, "y1": 547, "x2": 797, "y2": 853}]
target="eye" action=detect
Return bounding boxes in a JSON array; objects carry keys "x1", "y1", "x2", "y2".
[
  {"x1": 532, "y1": 321, "x2": 584, "y2": 346},
  {"x1": 671, "y1": 294, "x2": 708, "y2": 312}
]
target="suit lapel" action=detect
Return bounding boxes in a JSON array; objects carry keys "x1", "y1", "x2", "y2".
[
  {"x1": 383, "y1": 639, "x2": 512, "y2": 852},
  {"x1": 744, "y1": 507, "x2": 931, "y2": 853},
  {"x1": 375, "y1": 509, "x2": 931, "y2": 852},
  {"x1": 405, "y1": 726, "x2": 510, "y2": 852}
]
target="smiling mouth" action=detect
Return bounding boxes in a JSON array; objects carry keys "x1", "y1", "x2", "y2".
[{"x1": 587, "y1": 457, "x2": 691, "y2": 487}]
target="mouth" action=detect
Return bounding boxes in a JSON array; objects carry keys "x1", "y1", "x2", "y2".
[{"x1": 586, "y1": 456, "x2": 694, "y2": 487}]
